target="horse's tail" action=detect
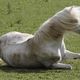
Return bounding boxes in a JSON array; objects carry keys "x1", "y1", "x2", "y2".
[{"x1": 0, "y1": 41, "x2": 1, "y2": 58}]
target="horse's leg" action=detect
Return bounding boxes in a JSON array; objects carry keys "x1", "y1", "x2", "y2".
[
  {"x1": 60, "y1": 41, "x2": 80, "y2": 60},
  {"x1": 63, "y1": 50, "x2": 80, "y2": 60},
  {"x1": 51, "y1": 63, "x2": 72, "y2": 69}
]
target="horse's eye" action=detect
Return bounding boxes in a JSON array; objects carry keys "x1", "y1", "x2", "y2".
[{"x1": 69, "y1": 19, "x2": 78, "y2": 23}]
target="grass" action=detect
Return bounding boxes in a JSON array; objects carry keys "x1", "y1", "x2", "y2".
[{"x1": 0, "y1": 0, "x2": 80, "y2": 80}]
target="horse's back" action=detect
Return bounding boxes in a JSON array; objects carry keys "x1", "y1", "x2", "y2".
[{"x1": 0, "y1": 31, "x2": 33, "y2": 44}]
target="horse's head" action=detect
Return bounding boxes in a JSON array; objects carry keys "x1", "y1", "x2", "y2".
[{"x1": 54, "y1": 6, "x2": 80, "y2": 34}]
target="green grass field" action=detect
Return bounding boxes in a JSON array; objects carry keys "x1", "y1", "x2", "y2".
[{"x1": 0, "y1": 0, "x2": 80, "y2": 80}]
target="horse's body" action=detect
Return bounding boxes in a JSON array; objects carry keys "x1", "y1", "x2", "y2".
[
  {"x1": 0, "y1": 6, "x2": 80, "y2": 69},
  {"x1": 0, "y1": 31, "x2": 63, "y2": 68}
]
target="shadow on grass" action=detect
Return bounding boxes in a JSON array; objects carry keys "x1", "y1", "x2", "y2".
[
  {"x1": 0, "y1": 64, "x2": 67, "y2": 73},
  {"x1": 0, "y1": 64, "x2": 52, "y2": 73}
]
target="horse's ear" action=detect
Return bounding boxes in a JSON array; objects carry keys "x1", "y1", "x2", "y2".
[{"x1": 69, "y1": 6, "x2": 74, "y2": 12}]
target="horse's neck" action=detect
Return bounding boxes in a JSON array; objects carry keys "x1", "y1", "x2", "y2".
[{"x1": 33, "y1": 17, "x2": 64, "y2": 44}]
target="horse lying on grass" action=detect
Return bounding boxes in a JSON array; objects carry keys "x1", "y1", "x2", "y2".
[{"x1": 0, "y1": 6, "x2": 80, "y2": 69}]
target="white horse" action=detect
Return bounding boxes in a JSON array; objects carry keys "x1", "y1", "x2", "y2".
[{"x1": 0, "y1": 6, "x2": 80, "y2": 69}]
